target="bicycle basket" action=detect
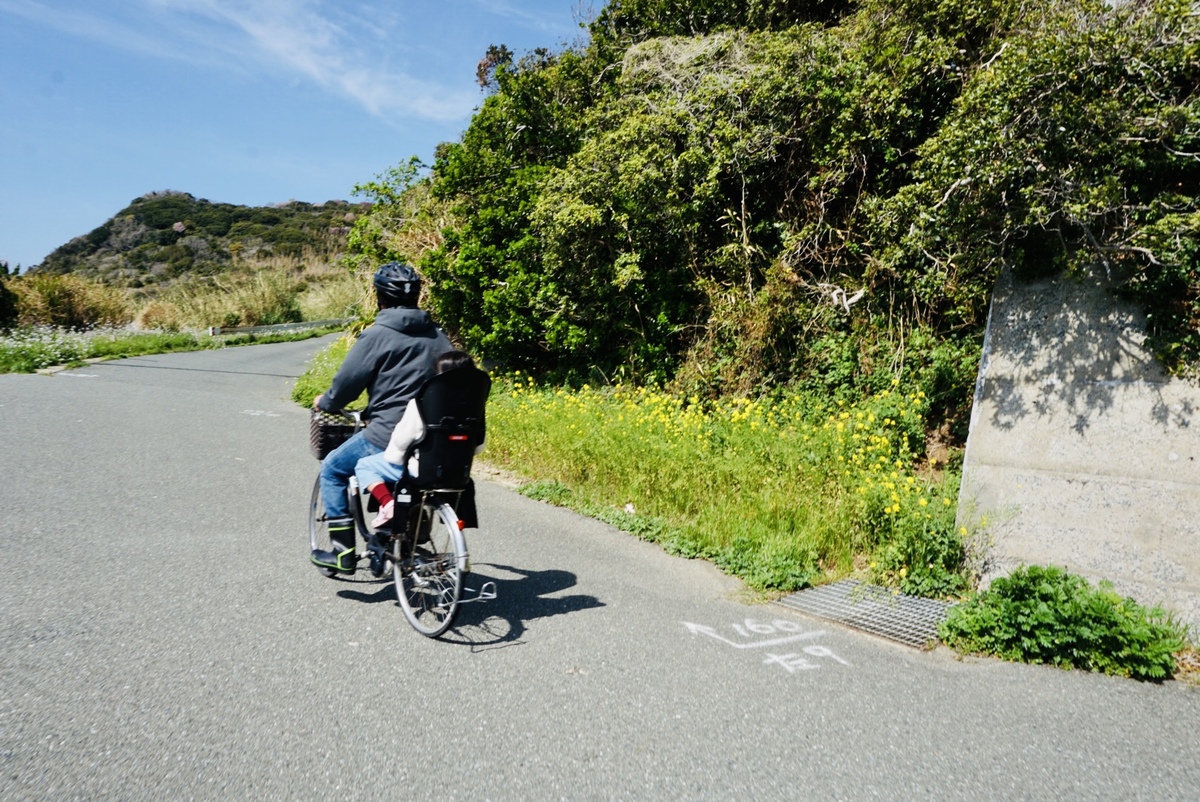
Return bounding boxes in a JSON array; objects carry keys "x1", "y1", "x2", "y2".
[{"x1": 309, "y1": 408, "x2": 356, "y2": 460}]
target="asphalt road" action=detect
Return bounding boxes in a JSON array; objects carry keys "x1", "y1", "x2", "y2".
[{"x1": 2, "y1": 339, "x2": 1198, "y2": 800}]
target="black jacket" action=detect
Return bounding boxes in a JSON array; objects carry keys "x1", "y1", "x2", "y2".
[{"x1": 318, "y1": 307, "x2": 452, "y2": 449}]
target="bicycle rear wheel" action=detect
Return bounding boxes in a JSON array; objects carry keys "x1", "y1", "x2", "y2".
[{"x1": 393, "y1": 501, "x2": 466, "y2": 637}]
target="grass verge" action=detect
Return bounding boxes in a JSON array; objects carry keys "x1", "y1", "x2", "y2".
[
  {"x1": 0, "y1": 324, "x2": 344, "y2": 374},
  {"x1": 293, "y1": 338, "x2": 969, "y2": 597},
  {"x1": 487, "y1": 375, "x2": 968, "y2": 595}
]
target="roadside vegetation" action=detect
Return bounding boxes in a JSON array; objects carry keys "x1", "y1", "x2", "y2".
[
  {"x1": 491, "y1": 375, "x2": 969, "y2": 595},
  {"x1": 0, "y1": 188, "x2": 365, "y2": 374},
  {"x1": 940, "y1": 566, "x2": 1188, "y2": 681},
  {"x1": 0, "y1": 323, "x2": 342, "y2": 374},
  {"x1": 0, "y1": 259, "x2": 359, "y2": 373}
]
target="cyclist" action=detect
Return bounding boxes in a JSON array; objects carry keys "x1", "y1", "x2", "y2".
[{"x1": 310, "y1": 262, "x2": 451, "y2": 575}]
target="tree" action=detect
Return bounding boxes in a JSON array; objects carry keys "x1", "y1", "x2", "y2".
[
  {"x1": 476, "y1": 44, "x2": 514, "y2": 91},
  {"x1": 0, "y1": 262, "x2": 18, "y2": 328},
  {"x1": 351, "y1": 0, "x2": 1200, "y2": 396}
]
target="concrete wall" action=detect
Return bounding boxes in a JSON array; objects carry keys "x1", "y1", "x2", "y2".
[{"x1": 958, "y1": 267, "x2": 1200, "y2": 636}]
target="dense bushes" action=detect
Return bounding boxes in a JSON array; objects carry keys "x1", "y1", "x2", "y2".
[
  {"x1": 350, "y1": 0, "x2": 1198, "y2": 428},
  {"x1": 0, "y1": 263, "x2": 18, "y2": 329}
]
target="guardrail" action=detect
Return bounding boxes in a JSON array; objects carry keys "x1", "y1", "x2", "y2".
[{"x1": 207, "y1": 318, "x2": 353, "y2": 336}]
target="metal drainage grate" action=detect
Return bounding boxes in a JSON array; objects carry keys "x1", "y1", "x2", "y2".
[{"x1": 775, "y1": 579, "x2": 955, "y2": 648}]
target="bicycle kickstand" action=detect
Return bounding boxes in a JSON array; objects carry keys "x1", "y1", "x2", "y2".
[{"x1": 459, "y1": 580, "x2": 497, "y2": 604}]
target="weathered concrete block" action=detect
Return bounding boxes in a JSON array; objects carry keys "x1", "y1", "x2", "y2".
[{"x1": 958, "y1": 268, "x2": 1200, "y2": 635}]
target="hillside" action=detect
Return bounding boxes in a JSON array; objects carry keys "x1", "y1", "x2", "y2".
[{"x1": 35, "y1": 190, "x2": 362, "y2": 287}]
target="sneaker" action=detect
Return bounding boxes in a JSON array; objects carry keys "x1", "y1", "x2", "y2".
[{"x1": 370, "y1": 500, "x2": 394, "y2": 530}]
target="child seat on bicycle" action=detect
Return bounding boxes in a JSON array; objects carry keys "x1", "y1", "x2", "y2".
[
  {"x1": 355, "y1": 358, "x2": 490, "y2": 531},
  {"x1": 406, "y1": 364, "x2": 490, "y2": 488}
]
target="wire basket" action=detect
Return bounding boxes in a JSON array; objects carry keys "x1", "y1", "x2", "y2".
[{"x1": 309, "y1": 409, "x2": 357, "y2": 460}]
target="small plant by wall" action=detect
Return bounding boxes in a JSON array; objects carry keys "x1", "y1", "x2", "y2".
[{"x1": 939, "y1": 565, "x2": 1187, "y2": 681}]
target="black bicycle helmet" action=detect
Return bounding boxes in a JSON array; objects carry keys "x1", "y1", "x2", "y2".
[{"x1": 373, "y1": 262, "x2": 421, "y2": 307}]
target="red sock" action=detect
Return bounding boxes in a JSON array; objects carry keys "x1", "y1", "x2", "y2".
[{"x1": 369, "y1": 483, "x2": 394, "y2": 507}]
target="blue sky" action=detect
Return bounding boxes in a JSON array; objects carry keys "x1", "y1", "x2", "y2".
[{"x1": 0, "y1": 0, "x2": 587, "y2": 269}]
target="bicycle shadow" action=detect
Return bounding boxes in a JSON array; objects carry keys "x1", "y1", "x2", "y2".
[
  {"x1": 333, "y1": 574, "x2": 397, "y2": 604},
  {"x1": 334, "y1": 562, "x2": 604, "y2": 648},
  {"x1": 446, "y1": 563, "x2": 605, "y2": 648}
]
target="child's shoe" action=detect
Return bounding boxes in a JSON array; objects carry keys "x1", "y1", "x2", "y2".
[{"x1": 371, "y1": 500, "x2": 395, "y2": 530}]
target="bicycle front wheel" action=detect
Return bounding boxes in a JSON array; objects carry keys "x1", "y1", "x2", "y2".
[
  {"x1": 308, "y1": 474, "x2": 337, "y2": 578},
  {"x1": 393, "y1": 502, "x2": 466, "y2": 637}
]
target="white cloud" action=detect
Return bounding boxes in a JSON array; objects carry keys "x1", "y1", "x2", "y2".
[
  {"x1": 154, "y1": 0, "x2": 480, "y2": 121},
  {"x1": 0, "y1": 0, "x2": 200, "y2": 63},
  {"x1": 1, "y1": 0, "x2": 478, "y2": 122}
]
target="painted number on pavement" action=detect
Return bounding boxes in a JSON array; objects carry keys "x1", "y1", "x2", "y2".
[{"x1": 683, "y1": 619, "x2": 850, "y2": 674}]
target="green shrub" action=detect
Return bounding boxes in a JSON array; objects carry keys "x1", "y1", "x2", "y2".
[
  {"x1": 290, "y1": 333, "x2": 366, "y2": 409},
  {"x1": 939, "y1": 565, "x2": 1186, "y2": 680},
  {"x1": 0, "y1": 275, "x2": 17, "y2": 329},
  {"x1": 350, "y1": 0, "x2": 1200, "y2": 406},
  {"x1": 868, "y1": 508, "x2": 966, "y2": 597}
]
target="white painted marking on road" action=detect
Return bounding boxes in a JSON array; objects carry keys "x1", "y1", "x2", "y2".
[
  {"x1": 802, "y1": 645, "x2": 851, "y2": 666},
  {"x1": 763, "y1": 652, "x2": 820, "y2": 672},
  {"x1": 241, "y1": 409, "x2": 281, "y2": 417},
  {"x1": 683, "y1": 619, "x2": 851, "y2": 673},
  {"x1": 683, "y1": 621, "x2": 825, "y2": 649},
  {"x1": 59, "y1": 373, "x2": 98, "y2": 378}
]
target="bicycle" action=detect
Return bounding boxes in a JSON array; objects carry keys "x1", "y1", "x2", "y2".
[{"x1": 307, "y1": 366, "x2": 494, "y2": 638}]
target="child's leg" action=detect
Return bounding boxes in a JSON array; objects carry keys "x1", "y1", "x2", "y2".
[
  {"x1": 366, "y1": 481, "x2": 393, "y2": 508},
  {"x1": 355, "y1": 452, "x2": 406, "y2": 490},
  {"x1": 355, "y1": 452, "x2": 407, "y2": 530}
]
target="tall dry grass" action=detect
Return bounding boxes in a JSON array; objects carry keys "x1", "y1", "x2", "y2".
[
  {"x1": 139, "y1": 257, "x2": 366, "y2": 330},
  {"x1": 10, "y1": 273, "x2": 131, "y2": 329}
]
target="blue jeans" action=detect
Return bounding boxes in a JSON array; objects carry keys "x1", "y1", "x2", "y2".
[{"x1": 320, "y1": 431, "x2": 383, "y2": 519}]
